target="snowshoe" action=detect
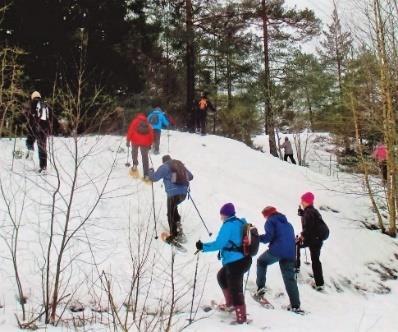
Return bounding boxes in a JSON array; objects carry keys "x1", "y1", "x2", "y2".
[
  {"x1": 283, "y1": 304, "x2": 307, "y2": 315},
  {"x1": 202, "y1": 300, "x2": 234, "y2": 313},
  {"x1": 129, "y1": 166, "x2": 140, "y2": 178},
  {"x1": 251, "y1": 289, "x2": 274, "y2": 309},
  {"x1": 160, "y1": 232, "x2": 187, "y2": 253}
]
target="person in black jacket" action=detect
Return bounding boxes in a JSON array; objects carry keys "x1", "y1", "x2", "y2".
[
  {"x1": 297, "y1": 192, "x2": 328, "y2": 291},
  {"x1": 25, "y1": 91, "x2": 55, "y2": 173}
]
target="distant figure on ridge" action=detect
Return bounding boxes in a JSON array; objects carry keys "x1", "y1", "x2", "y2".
[
  {"x1": 372, "y1": 142, "x2": 387, "y2": 183},
  {"x1": 196, "y1": 92, "x2": 215, "y2": 135},
  {"x1": 25, "y1": 91, "x2": 56, "y2": 174},
  {"x1": 147, "y1": 104, "x2": 169, "y2": 154},
  {"x1": 126, "y1": 113, "x2": 154, "y2": 181},
  {"x1": 281, "y1": 137, "x2": 296, "y2": 164}
]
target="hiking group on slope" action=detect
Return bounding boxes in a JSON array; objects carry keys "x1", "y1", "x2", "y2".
[
  {"x1": 195, "y1": 192, "x2": 329, "y2": 324},
  {"x1": 21, "y1": 91, "x2": 340, "y2": 326}
]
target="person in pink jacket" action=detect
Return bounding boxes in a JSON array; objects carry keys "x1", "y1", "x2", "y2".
[{"x1": 372, "y1": 142, "x2": 387, "y2": 182}]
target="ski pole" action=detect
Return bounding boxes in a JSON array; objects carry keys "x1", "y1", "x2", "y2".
[
  {"x1": 188, "y1": 252, "x2": 200, "y2": 324},
  {"x1": 304, "y1": 248, "x2": 309, "y2": 265},
  {"x1": 151, "y1": 180, "x2": 158, "y2": 239},
  {"x1": 148, "y1": 154, "x2": 158, "y2": 239},
  {"x1": 188, "y1": 189, "x2": 212, "y2": 237},
  {"x1": 125, "y1": 144, "x2": 131, "y2": 167},
  {"x1": 167, "y1": 129, "x2": 170, "y2": 153}
]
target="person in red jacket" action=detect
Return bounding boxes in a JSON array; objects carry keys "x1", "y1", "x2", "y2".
[{"x1": 126, "y1": 113, "x2": 154, "y2": 180}]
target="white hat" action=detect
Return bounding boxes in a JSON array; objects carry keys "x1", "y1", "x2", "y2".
[{"x1": 31, "y1": 91, "x2": 41, "y2": 100}]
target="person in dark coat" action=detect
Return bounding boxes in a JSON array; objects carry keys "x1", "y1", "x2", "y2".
[
  {"x1": 196, "y1": 92, "x2": 215, "y2": 135},
  {"x1": 196, "y1": 203, "x2": 252, "y2": 324},
  {"x1": 126, "y1": 113, "x2": 154, "y2": 180},
  {"x1": 297, "y1": 192, "x2": 326, "y2": 291},
  {"x1": 254, "y1": 206, "x2": 301, "y2": 311},
  {"x1": 25, "y1": 91, "x2": 55, "y2": 173},
  {"x1": 148, "y1": 155, "x2": 193, "y2": 242}
]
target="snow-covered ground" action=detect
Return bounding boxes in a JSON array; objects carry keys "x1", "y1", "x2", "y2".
[{"x1": 0, "y1": 132, "x2": 397, "y2": 331}]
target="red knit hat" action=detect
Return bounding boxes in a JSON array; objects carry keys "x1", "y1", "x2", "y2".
[
  {"x1": 262, "y1": 206, "x2": 277, "y2": 218},
  {"x1": 301, "y1": 192, "x2": 315, "y2": 205}
]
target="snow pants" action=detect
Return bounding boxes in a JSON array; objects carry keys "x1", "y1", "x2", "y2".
[
  {"x1": 153, "y1": 129, "x2": 161, "y2": 153},
  {"x1": 256, "y1": 250, "x2": 300, "y2": 308},
  {"x1": 309, "y1": 243, "x2": 324, "y2": 287},
  {"x1": 196, "y1": 110, "x2": 207, "y2": 135},
  {"x1": 217, "y1": 256, "x2": 252, "y2": 306},
  {"x1": 26, "y1": 122, "x2": 48, "y2": 170},
  {"x1": 284, "y1": 153, "x2": 296, "y2": 164},
  {"x1": 132, "y1": 145, "x2": 149, "y2": 176},
  {"x1": 379, "y1": 160, "x2": 387, "y2": 182},
  {"x1": 167, "y1": 194, "x2": 186, "y2": 237}
]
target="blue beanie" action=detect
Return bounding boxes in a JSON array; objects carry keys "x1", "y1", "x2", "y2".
[{"x1": 220, "y1": 203, "x2": 236, "y2": 217}]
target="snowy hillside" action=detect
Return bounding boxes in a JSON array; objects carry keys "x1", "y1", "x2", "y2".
[{"x1": 0, "y1": 132, "x2": 397, "y2": 331}]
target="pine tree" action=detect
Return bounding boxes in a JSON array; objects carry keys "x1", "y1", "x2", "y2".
[
  {"x1": 243, "y1": 0, "x2": 320, "y2": 157},
  {"x1": 317, "y1": 1, "x2": 352, "y2": 96}
]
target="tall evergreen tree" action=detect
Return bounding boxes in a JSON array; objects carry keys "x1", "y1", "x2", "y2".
[
  {"x1": 243, "y1": 0, "x2": 320, "y2": 156},
  {"x1": 317, "y1": 1, "x2": 352, "y2": 96}
]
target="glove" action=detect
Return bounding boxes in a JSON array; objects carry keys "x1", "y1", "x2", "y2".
[
  {"x1": 126, "y1": 140, "x2": 130, "y2": 147},
  {"x1": 296, "y1": 235, "x2": 303, "y2": 244},
  {"x1": 196, "y1": 240, "x2": 203, "y2": 251},
  {"x1": 298, "y1": 206, "x2": 304, "y2": 217}
]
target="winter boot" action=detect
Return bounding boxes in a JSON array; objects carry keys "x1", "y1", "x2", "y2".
[
  {"x1": 233, "y1": 304, "x2": 247, "y2": 324},
  {"x1": 231, "y1": 292, "x2": 247, "y2": 324}
]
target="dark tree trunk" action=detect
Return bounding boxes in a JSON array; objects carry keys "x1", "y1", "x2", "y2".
[
  {"x1": 261, "y1": 0, "x2": 278, "y2": 157},
  {"x1": 186, "y1": 0, "x2": 195, "y2": 130}
]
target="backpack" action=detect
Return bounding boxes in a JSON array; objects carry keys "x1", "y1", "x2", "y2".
[
  {"x1": 224, "y1": 219, "x2": 260, "y2": 257},
  {"x1": 242, "y1": 223, "x2": 260, "y2": 257},
  {"x1": 317, "y1": 218, "x2": 330, "y2": 241},
  {"x1": 169, "y1": 159, "x2": 190, "y2": 186},
  {"x1": 149, "y1": 113, "x2": 160, "y2": 126},
  {"x1": 137, "y1": 120, "x2": 150, "y2": 135},
  {"x1": 198, "y1": 98, "x2": 208, "y2": 111},
  {"x1": 311, "y1": 209, "x2": 329, "y2": 241}
]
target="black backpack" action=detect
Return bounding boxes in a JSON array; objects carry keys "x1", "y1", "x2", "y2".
[
  {"x1": 137, "y1": 120, "x2": 150, "y2": 135},
  {"x1": 314, "y1": 210, "x2": 329, "y2": 241},
  {"x1": 169, "y1": 159, "x2": 190, "y2": 186},
  {"x1": 149, "y1": 113, "x2": 160, "y2": 126},
  {"x1": 317, "y1": 218, "x2": 330, "y2": 241}
]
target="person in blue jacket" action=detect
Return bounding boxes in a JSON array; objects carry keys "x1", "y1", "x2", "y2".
[
  {"x1": 196, "y1": 203, "x2": 252, "y2": 324},
  {"x1": 148, "y1": 155, "x2": 193, "y2": 243},
  {"x1": 254, "y1": 206, "x2": 301, "y2": 312},
  {"x1": 147, "y1": 105, "x2": 169, "y2": 154}
]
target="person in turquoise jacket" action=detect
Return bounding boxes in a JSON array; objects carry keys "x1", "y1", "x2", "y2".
[
  {"x1": 196, "y1": 203, "x2": 252, "y2": 324},
  {"x1": 147, "y1": 105, "x2": 169, "y2": 154}
]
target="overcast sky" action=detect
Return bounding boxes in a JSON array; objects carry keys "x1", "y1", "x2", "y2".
[{"x1": 283, "y1": 0, "x2": 370, "y2": 52}]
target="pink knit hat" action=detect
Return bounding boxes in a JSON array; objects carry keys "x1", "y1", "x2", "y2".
[{"x1": 301, "y1": 192, "x2": 315, "y2": 205}]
